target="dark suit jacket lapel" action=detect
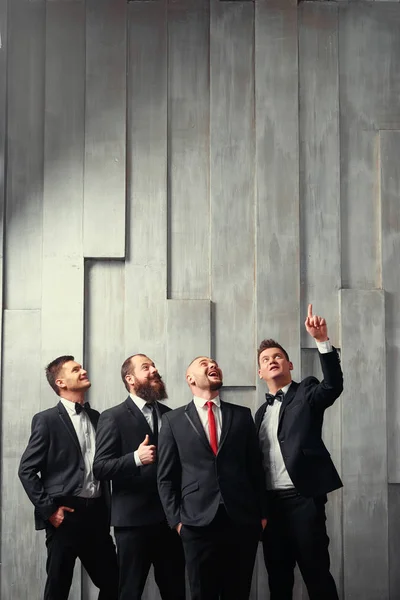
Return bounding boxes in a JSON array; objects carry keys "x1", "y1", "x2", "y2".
[
  {"x1": 57, "y1": 401, "x2": 81, "y2": 454},
  {"x1": 255, "y1": 403, "x2": 267, "y2": 434},
  {"x1": 218, "y1": 400, "x2": 232, "y2": 453},
  {"x1": 278, "y1": 381, "x2": 299, "y2": 430},
  {"x1": 184, "y1": 400, "x2": 214, "y2": 454},
  {"x1": 124, "y1": 397, "x2": 153, "y2": 438}
]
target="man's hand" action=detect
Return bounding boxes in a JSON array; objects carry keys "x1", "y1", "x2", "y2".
[
  {"x1": 137, "y1": 434, "x2": 156, "y2": 465},
  {"x1": 175, "y1": 523, "x2": 183, "y2": 535},
  {"x1": 49, "y1": 506, "x2": 74, "y2": 528},
  {"x1": 261, "y1": 518, "x2": 267, "y2": 530},
  {"x1": 305, "y1": 304, "x2": 328, "y2": 342}
]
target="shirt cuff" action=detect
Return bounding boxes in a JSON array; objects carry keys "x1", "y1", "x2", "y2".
[
  {"x1": 134, "y1": 450, "x2": 143, "y2": 467},
  {"x1": 315, "y1": 339, "x2": 333, "y2": 354}
]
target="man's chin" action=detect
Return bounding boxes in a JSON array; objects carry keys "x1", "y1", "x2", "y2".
[{"x1": 209, "y1": 380, "x2": 223, "y2": 392}]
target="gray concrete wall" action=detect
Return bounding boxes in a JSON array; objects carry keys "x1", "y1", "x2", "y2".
[{"x1": 1, "y1": 1, "x2": 399, "y2": 598}]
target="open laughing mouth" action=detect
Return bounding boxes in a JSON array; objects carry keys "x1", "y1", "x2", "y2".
[{"x1": 208, "y1": 369, "x2": 220, "y2": 379}]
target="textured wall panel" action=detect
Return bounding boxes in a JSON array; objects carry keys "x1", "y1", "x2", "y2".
[
  {"x1": 5, "y1": 0, "x2": 44, "y2": 309},
  {"x1": 380, "y1": 130, "x2": 400, "y2": 484},
  {"x1": 255, "y1": 5, "x2": 300, "y2": 406},
  {"x1": 299, "y1": 4, "x2": 340, "y2": 349},
  {"x1": 125, "y1": 1, "x2": 168, "y2": 377},
  {"x1": 168, "y1": 0, "x2": 210, "y2": 300},
  {"x1": 302, "y1": 348, "x2": 343, "y2": 598},
  {"x1": 210, "y1": 0, "x2": 255, "y2": 387},
  {"x1": 85, "y1": 261, "x2": 126, "y2": 411},
  {"x1": 0, "y1": 0, "x2": 6, "y2": 254},
  {"x1": 1, "y1": 311, "x2": 44, "y2": 600},
  {"x1": 84, "y1": 0, "x2": 126, "y2": 259},
  {"x1": 340, "y1": 289, "x2": 388, "y2": 599},
  {"x1": 339, "y1": 5, "x2": 400, "y2": 290},
  {"x1": 42, "y1": 1, "x2": 85, "y2": 419},
  {"x1": 166, "y1": 300, "x2": 211, "y2": 409}
]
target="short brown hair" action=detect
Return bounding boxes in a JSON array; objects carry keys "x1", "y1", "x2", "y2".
[
  {"x1": 121, "y1": 354, "x2": 147, "y2": 392},
  {"x1": 46, "y1": 355, "x2": 74, "y2": 395},
  {"x1": 257, "y1": 340, "x2": 289, "y2": 365}
]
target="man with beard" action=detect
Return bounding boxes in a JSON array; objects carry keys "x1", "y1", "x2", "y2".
[
  {"x1": 157, "y1": 356, "x2": 266, "y2": 600},
  {"x1": 18, "y1": 355, "x2": 118, "y2": 600},
  {"x1": 93, "y1": 354, "x2": 185, "y2": 600}
]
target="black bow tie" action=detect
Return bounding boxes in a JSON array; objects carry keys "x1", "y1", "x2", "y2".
[
  {"x1": 75, "y1": 402, "x2": 91, "y2": 415},
  {"x1": 265, "y1": 390, "x2": 284, "y2": 406}
]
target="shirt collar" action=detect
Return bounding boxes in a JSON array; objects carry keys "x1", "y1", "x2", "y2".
[
  {"x1": 193, "y1": 396, "x2": 221, "y2": 409},
  {"x1": 60, "y1": 397, "x2": 79, "y2": 415},
  {"x1": 267, "y1": 382, "x2": 292, "y2": 396},
  {"x1": 130, "y1": 393, "x2": 150, "y2": 411}
]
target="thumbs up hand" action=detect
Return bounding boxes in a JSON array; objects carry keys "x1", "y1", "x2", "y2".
[{"x1": 137, "y1": 434, "x2": 156, "y2": 464}]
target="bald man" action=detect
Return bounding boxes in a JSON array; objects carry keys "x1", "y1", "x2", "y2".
[
  {"x1": 93, "y1": 354, "x2": 185, "y2": 600},
  {"x1": 157, "y1": 356, "x2": 266, "y2": 600}
]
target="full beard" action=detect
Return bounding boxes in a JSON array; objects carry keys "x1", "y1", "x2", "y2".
[{"x1": 135, "y1": 376, "x2": 168, "y2": 403}]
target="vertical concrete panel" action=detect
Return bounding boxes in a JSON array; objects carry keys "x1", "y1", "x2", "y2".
[
  {"x1": 42, "y1": 1, "x2": 85, "y2": 416},
  {"x1": 166, "y1": 300, "x2": 211, "y2": 409},
  {"x1": 0, "y1": 0, "x2": 6, "y2": 254},
  {"x1": 5, "y1": 0, "x2": 44, "y2": 309},
  {"x1": 125, "y1": 1, "x2": 168, "y2": 377},
  {"x1": 302, "y1": 348, "x2": 343, "y2": 598},
  {"x1": 255, "y1": 4, "x2": 300, "y2": 405},
  {"x1": 380, "y1": 130, "x2": 400, "y2": 484},
  {"x1": 85, "y1": 261, "x2": 126, "y2": 412},
  {"x1": 210, "y1": 0, "x2": 255, "y2": 387},
  {"x1": 168, "y1": 0, "x2": 210, "y2": 300},
  {"x1": 1, "y1": 311, "x2": 44, "y2": 600},
  {"x1": 84, "y1": 0, "x2": 126, "y2": 259},
  {"x1": 299, "y1": 4, "x2": 340, "y2": 349},
  {"x1": 340, "y1": 289, "x2": 388, "y2": 599},
  {"x1": 339, "y1": 5, "x2": 400, "y2": 290}
]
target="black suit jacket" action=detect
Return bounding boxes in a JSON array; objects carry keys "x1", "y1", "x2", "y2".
[
  {"x1": 254, "y1": 349, "x2": 343, "y2": 501},
  {"x1": 18, "y1": 401, "x2": 107, "y2": 530},
  {"x1": 93, "y1": 397, "x2": 171, "y2": 527},
  {"x1": 157, "y1": 400, "x2": 265, "y2": 529}
]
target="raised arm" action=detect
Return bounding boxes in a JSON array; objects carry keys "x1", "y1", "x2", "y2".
[{"x1": 304, "y1": 303, "x2": 343, "y2": 408}]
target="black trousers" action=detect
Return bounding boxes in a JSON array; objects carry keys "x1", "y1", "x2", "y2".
[
  {"x1": 114, "y1": 521, "x2": 185, "y2": 600},
  {"x1": 44, "y1": 497, "x2": 118, "y2": 600},
  {"x1": 180, "y1": 506, "x2": 260, "y2": 600},
  {"x1": 262, "y1": 490, "x2": 338, "y2": 600}
]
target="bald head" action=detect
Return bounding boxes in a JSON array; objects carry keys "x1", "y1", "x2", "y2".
[{"x1": 186, "y1": 356, "x2": 223, "y2": 397}]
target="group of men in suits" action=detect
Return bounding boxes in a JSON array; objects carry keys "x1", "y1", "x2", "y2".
[{"x1": 19, "y1": 305, "x2": 343, "y2": 600}]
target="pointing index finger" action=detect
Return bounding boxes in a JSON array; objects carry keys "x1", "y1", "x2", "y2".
[{"x1": 307, "y1": 303, "x2": 313, "y2": 319}]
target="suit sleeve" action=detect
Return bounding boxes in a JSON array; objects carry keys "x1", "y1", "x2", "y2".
[
  {"x1": 245, "y1": 409, "x2": 267, "y2": 519},
  {"x1": 18, "y1": 414, "x2": 58, "y2": 522},
  {"x1": 307, "y1": 348, "x2": 344, "y2": 410},
  {"x1": 93, "y1": 411, "x2": 139, "y2": 482},
  {"x1": 157, "y1": 414, "x2": 182, "y2": 529}
]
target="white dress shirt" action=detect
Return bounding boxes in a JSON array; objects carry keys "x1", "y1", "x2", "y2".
[
  {"x1": 60, "y1": 398, "x2": 100, "y2": 498},
  {"x1": 193, "y1": 396, "x2": 222, "y2": 444},
  {"x1": 259, "y1": 340, "x2": 333, "y2": 490},
  {"x1": 131, "y1": 393, "x2": 161, "y2": 467}
]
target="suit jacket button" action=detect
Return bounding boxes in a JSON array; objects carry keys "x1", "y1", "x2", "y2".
[{"x1": 80, "y1": 466, "x2": 84, "y2": 471}]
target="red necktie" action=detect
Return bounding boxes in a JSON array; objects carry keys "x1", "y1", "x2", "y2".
[{"x1": 206, "y1": 401, "x2": 218, "y2": 455}]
